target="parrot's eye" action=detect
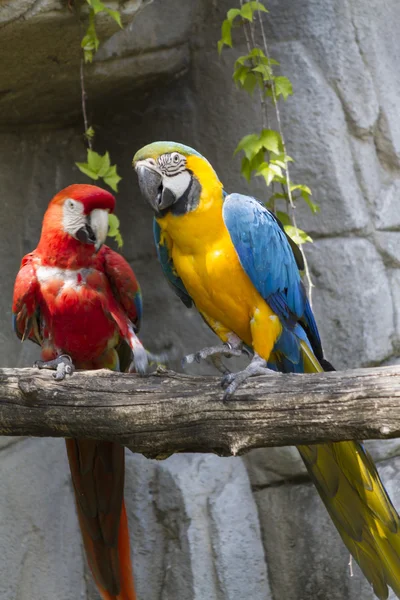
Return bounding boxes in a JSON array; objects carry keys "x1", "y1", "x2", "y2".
[
  {"x1": 67, "y1": 199, "x2": 77, "y2": 210},
  {"x1": 172, "y1": 153, "x2": 180, "y2": 163}
]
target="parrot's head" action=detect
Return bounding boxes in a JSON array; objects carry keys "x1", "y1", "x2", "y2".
[
  {"x1": 41, "y1": 184, "x2": 115, "y2": 253},
  {"x1": 133, "y1": 141, "x2": 222, "y2": 217}
]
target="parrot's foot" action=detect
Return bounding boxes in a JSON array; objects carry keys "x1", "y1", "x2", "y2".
[
  {"x1": 127, "y1": 325, "x2": 149, "y2": 376},
  {"x1": 128, "y1": 345, "x2": 149, "y2": 376},
  {"x1": 34, "y1": 354, "x2": 75, "y2": 381},
  {"x1": 221, "y1": 353, "x2": 275, "y2": 400},
  {"x1": 182, "y1": 338, "x2": 244, "y2": 370}
]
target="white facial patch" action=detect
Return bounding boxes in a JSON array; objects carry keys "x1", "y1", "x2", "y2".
[
  {"x1": 90, "y1": 209, "x2": 110, "y2": 250},
  {"x1": 163, "y1": 170, "x2": 192, "y2": 200},
  {"x1": 62, "y1": 198, "x2": 86, "y2": 237}
]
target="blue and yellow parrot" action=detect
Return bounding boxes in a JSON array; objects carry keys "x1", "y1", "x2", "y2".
[{"x1": 133, "y1": 141, "x2": 400, "y2": 599}]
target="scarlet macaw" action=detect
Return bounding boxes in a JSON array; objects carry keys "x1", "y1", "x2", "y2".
[
  {"x1": 12, "y1": 184, "x2": 146, "y2": 600},
  {"x1": 133, "y1": 141, "x2": 400, "y2": 599}
]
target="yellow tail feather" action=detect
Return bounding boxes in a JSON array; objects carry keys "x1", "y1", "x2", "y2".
[{"x1": 298, "y1": 341, "x2": 400, "y2": 599}]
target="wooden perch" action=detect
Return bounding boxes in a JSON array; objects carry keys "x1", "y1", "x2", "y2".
[{"x1": 1, "y1": 366, "x2": 400, "y2": 458}]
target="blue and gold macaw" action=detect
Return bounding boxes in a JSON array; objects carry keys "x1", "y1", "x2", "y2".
[{"x1": 133, "y1": 141, "x2": 400, "y2": 599}]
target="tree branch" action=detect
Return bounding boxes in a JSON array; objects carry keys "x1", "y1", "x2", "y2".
[{"x1": 1, "y1": 366, "x2": 400, "y2": 458}]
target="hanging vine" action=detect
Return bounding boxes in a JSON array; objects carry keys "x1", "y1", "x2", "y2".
[
  {"x1": 72, "y1": 0, "x2": 124, "y2": 247},
  {"x1": 218, "y1": 0, "x2": 318, "y2": 299}
]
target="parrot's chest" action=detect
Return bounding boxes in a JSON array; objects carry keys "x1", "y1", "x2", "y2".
[
  {"x1": 171, "y1": 237, "x2": 260, "y2": 338},
  {"x1": 36, "y1": 265, "x2": 117, "y2": 358}
]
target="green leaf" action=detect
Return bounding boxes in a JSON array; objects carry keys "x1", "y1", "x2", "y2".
[
  {"x1": 108, "y1": 214, "x2": 123, "y2": 248},
  {"x1": 240, "y1": 1, "x2": 268, "y2": 21},
  {"x1": 76, "y1": 149, "x2": 121, "y2": 191},
  {"x1": 290, "y1": 184, "x2": 311, "y2": 194},
  {"x1": 227, "y1": 8, "x2": 241, "y2": 21},
  {"x1": 274, "y1": 76, "x2": 293, "y2": 100},
  {"x1": 104, "y1": 7, "x2": 122, "y2": 27},
  {"x1": 289, "y1": 184, "x2": 319, "y2": 213},
  {"x1": 233, "y1": 64, "x2": 250, "y2": 85},
  {"x1": 255, "y1": 163, "x2": 276, "y2": 186},
  {"x1": 270, "y1": 157, "x2": 286, "y2": 169},
  {"x1": 276, "y1": 211, "x2": 291, "y2": 226},
  {"x1": 272, "y1": 152, "x2": 293, "y2": 168},
  {"x1": 81, "y1": 10, "x2": 99, "y2": 63},
  {"x1": 85, "y1": 126, "x2": 95, "y2": 140},
  {"x1": 239, "y1": 149, "x2": 265, "y2": 182},
  {"x1": 97, "y1": 151, "x2": 111, "y2": 177},
  {"x1": 284, "y1": 225, "x2": 313, "y2": 245},
  {"x1": 234, "y1": 133, "x2": 262, "y2": 160},
  {"x1": 103, "y1": 164, "x2": 122, "y2": 192},
  {"x1": 75, "y1": 162, "x2": 99, "y2": 180},
  {"x1": 86, "y1": 149, "x2": 105, "y2": 173},
  {"x1": 252, "y1": 63, "x2": 273, "y2": 80},
  {"x1": 260, "y1": 129, "x2": 282, "y2": 154},
  {"x1": 302, "y1": 191, "x2": 319, "y2": 213},
  {"x1": 218, "y1": 19, "x2": 233, "y2": 53},
  {"x1": 241, "y1": 157, "x2": 252, "y2": 182},
  {"x1": 242, "y1": 72, "x2": 259, "y2": 94},
  {"x1": 87, "y1": 0, "x2": 106, "y2": 14}
]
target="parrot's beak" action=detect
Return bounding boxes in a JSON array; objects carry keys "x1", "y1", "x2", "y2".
[
  {"x1": 76, "y1": 209, "x2": 109, "y2": 252},
  {"x1": 134, "y1": 159, "x2": 176, "y2": 215}
]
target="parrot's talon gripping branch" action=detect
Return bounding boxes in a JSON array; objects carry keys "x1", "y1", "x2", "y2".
[
  {"x1": 182, "y1": 343, "x2": 243, "y2": 368},
  {"x1": 221, "y1": 354, "x2": 276, "y2": 401},
  {"x1": 34, "y1": 354, "x2": 76, "y2": 381}
]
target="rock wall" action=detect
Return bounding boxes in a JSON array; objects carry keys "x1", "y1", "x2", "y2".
[{"x1": 1, "y1": 0, "x2": 400, "y2": 599}]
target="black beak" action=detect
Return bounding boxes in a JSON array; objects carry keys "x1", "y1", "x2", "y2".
[
  {"x1": 136, "y1": 165, "x2": 176, "y2": 214},
  {"x1": 76, "y1": 222, "x2": 96, "y2": 245}
]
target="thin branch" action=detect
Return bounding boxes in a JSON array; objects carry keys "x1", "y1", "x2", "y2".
[
  {"x1": 80, "y1": 58, "x2": 92, "y2": 149},
  {"x1": 1, "y1": 366, "x2": 400, "y2": 458}
]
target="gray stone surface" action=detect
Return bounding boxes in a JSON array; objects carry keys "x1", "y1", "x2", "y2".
[
  {"x1": 2, "y1": 0, "x2": 400, "y2": 599},
  {"x1": 375, "y1": 232, "x2": 400, "y2": 267},
  {"x1": 0, "y1": 438, "x2": 86, "y2": 600},
  {"x1": 255, "y1": 472, "x2": 391, "y2": 600},
  {"x1": 389, "y1": 269, "x2": 400, "y2": 349},
  {"x1": 0, "y1": 0, "x2": 190, "y2": 125},
  {"x1": 306, "y1": 238, "x2": 394, "y2": 369}
]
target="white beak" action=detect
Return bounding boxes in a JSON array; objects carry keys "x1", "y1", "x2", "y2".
[{"x1": 90, "y1": 209, "x2": 110, "y2": 251}]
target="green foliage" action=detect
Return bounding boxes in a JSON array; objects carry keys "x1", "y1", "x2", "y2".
[
  {"x1": 218, "y1": 0, "x2": 318, "y2": 249},
  {"x1": 75, "y1": 149, "x2": 124, "y2": 247},
  {"x1": 85, "y1": 126, "x2": 95, "y2": 141},
  {"x1": 233, "y1": 49, "x2": 283, "y2": 97},
  {"x1": 81, "y1": 0, "x2": 122, "y2": 63},
  {"x1": 218, "y1": 2, "x2": 268, "y2": 54},
  {"x1": 76, "y1": 149, "x2": 122, "y2": 192},
  {"x1": 108, "y1": 213, "x2": 123, "y2": 248},
  {"x1": 73, "y1": 1, "x2": 124, "y2": 247}
]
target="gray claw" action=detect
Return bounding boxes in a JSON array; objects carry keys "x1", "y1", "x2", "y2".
[
  {"x1": 34, "y1": 354, "x2": 75, "y2": 381},
  {"x1": 221, "y1": 354, "x2": 275, "y2": 400}
]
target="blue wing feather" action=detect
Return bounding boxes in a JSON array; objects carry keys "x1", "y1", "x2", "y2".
[
  {"x1": 153, "y1": 219, "x2": 193, "y2": 308},
  {"x1": 222, "y1": 193, "x2": 305, "y2": 318},
  {"x1": 223, "y1": 193, "x2": 323, "y2": 368}
]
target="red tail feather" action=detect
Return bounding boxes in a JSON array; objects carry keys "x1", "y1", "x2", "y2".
[{"x1": 66, "y1": 439, "x2": 136, "y2": 600}]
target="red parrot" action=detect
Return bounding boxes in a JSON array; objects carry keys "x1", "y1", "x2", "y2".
[{"x1": 12, "y1": 184, "x2": 146, "y2": 600}]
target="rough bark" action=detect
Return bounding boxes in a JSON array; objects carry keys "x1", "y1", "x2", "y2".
[{"x1": 1, "y1": 366, "x2": 400, "y2": 458}]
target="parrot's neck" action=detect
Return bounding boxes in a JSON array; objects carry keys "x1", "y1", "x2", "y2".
[
  {"x1": 37, "y1": 228, "x2": 98, "y2": 269},
  {"x1": 157, "y1": 185, "x2": 226, "y2": 253}
]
